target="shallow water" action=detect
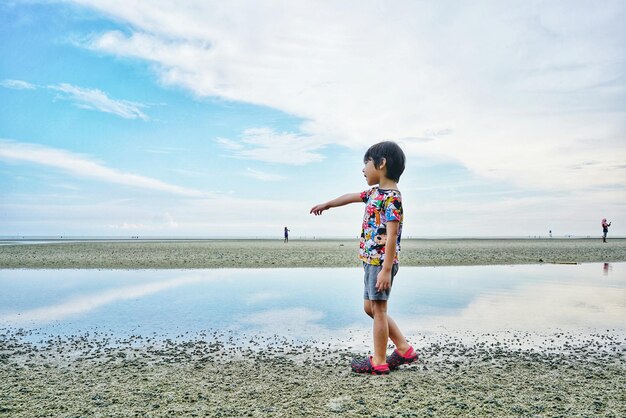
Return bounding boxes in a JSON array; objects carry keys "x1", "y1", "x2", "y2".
[{"x1": 1, "y1": 263, "x2": 624, "y2": 348}]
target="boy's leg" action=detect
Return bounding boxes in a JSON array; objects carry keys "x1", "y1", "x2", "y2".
[
  {"x1": 370, "y1": 300, "x2": 389, "y2": 366},
  {"x1": 386, "y1": 316, "x2": 411, "y2": 355},
  {"x1": 364, "y1": 300, "x2": 410, "y2": 355}
]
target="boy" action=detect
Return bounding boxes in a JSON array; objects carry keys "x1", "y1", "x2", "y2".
[{"x1": 310, "y1": 141, "x2": 418, "y2": 375}]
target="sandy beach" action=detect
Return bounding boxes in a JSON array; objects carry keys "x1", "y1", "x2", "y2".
[
  {"x1": 1, "y1": 238, "x2": 625, "y2": 269},
  {"x1": 1, "y1": 240, "x2": 625, "y2": 416},
  {"x1": 1, "y1": 328, "x2": 625, "y2": 417}
]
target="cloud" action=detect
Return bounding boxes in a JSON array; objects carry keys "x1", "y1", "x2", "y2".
[
  {"x1": 241, "y1": 307, "x2": 325, "y2": 331},
  {"x1": 403, "y1": 282, "x2": 626, "y2": 333},
  {"x1": 74, "y1": 0, "x2": 625, "y2": 190},
  {"x1": 2, "y1": 78, "x2": 150, "y2": 120},
  {"x1": 48, "y1": 83, "x2": 149, "y2": 120},
  {"x1": 0, "y1": 139, "x2": 211, "y2": 197},
  {"x1": 245, "y1": 291, "x2": 283, "y2": 304},
  {"x1": 217, "y1": 128, "x2": 326, "y2": 165},
  {"x1": 107, "y1": 211, "x2": 178, "y2": 230},
  {"x1": 0, "y1": 273, "x2": 212, "y2": 325},
  {"x1": 1, "y1": 79, "x2": 36, "y2": 90},
  {"x1": 214, "y1": 137, "x2": 243, "y2": 151},
  {"x1": 245, "y1": 168, "x2": 285, "y2": 182}
]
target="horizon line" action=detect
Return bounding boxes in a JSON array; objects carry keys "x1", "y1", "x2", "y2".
[{"x1": 1, "y1": 235, "x2": 623, "y2": 241}]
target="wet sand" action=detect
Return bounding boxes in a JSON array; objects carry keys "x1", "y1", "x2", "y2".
[
  {"x1": 1, "y1": 329, "x2": 624, "y2": 417},
  {"x1": 1, "y1": 238, "x2": 624, "y2": 269}
]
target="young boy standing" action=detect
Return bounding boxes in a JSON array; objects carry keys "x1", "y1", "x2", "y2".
[{"x1": 310, "y1": 141, "x2": 418, "y2": 375}]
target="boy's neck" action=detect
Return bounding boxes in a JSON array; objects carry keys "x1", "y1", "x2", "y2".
[{"x1": 378, "y1": 177, "x2": 398, "y2": 190}]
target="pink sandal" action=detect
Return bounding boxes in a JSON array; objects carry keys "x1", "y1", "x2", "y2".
[
  {"x1": 387, "y1": 346, "x2": 418, "y2": 370},
  {"x1": 351, "y1": 356, "x2": 390, "y2": 375}
]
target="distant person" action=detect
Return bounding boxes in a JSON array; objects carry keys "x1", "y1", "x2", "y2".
[
  {"x1": 549, "y1": 230, "x2": 552, "y2": 238},
  {"x1": 602, "y1": 218, "x2": 611, "y2": 243},
  {"x1": 284, "y1": 227, "x2": 290, "y2": 243},
  {"x1": 310, "y1": 141, "x2": 417, "y2": 375}
]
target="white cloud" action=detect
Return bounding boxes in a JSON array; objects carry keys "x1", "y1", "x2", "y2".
[
  {"x1": 241, "y1": 307, "x2": 325, "y2": 332},
  {"x1": 0, "y1": 273, "x2": 212, "y2": 325},
  {"x1": 0, "y1": 191, "x2": 358, "y2": 237},
  {"x1": 403, "y1": 282, "x2": 626, "y2": 333},
  {"x1": 0, "y1": 79, "x2": 36, "y2": 90},
  {"x1": 0, "y1": 139, "x2": 211, "y2": 197},
  {"x1": 162, "y1": 211, "x2": 178, "y2": 228},
  {"x1": 217, "y1": 128, "x2": 326, "y2": 165},
  {"x1": 49, "y1": 82, "x2": 149, "y2": 120},
  {"x1": 108, "y1": 222, "x2": 148, "y2": 230},
  {"x1": 214, "y1": 137, "x2": 243, "y2": 151},
  {"x1": 1, "y1": 78, "x2": 150, "y2": 120},
  {"x1": 107, "y1": 211, "x2": 177, "y2": 230},
  {"x1": 245, "y1": 291, "x2": 283, "y2": 304},
  {"x1": 409, "y1": 187, "x2": 626, "y2": 237},
  {"x1": 75, "y1": 0, "x2": 625, "y2": 190},
  {"x1": 245, "y1": 168, "x2": 285, "y2": 182}
]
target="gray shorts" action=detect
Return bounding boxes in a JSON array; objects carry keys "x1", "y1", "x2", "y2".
[{"x1": 363, "y1": 263, "x2": 399, "y2": 301}]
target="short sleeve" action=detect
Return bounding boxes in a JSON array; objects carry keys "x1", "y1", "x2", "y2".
[
  {"x1": 384, "y1": 194, "x2": 402, "y2": 222},
  {"x1": 360, "y1": 188, "x2": 373, "y2": 203}
]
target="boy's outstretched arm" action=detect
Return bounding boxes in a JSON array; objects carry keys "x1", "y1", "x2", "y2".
[{"x1": 310, "y1": 193, "x2": 361, "y2": 216}]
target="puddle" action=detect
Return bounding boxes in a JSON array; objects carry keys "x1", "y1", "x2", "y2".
[{"x1": 1, "y1": 263, "x2": 624, "y2": 350}]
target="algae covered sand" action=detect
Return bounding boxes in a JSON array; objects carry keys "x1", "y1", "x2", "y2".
[
  {"x1": 1, "y1": 330, "x2": 624, "y2": 417},
  {"x1": 1, "y1": 238, "x2": 625, "y2": 269}
]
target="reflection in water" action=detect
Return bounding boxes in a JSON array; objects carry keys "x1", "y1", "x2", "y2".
[
  {"x1": 0, "y1": 273, "x2": 212, "y2": 325},
  {"x1": 0, "y1": 264, "x2": 624, "y2": 343},
  {"x1": 242, "y1": 308, "x2": 326, "y2": 333},
  {"x1": 403, "y1": 283, "x2": 625, "y2": 333}
]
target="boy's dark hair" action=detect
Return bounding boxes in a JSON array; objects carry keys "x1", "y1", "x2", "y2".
[{"x1": 363, "y1": 141, "x2": 406, "y2": 182}]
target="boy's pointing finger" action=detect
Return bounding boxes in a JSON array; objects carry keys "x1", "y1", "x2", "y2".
[{"x1": 310, "y1": 206, "x2": 323, "y2": 215}]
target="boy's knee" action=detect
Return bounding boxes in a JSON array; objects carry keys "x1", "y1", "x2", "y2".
[
  {"x1": 363, "y1": 302, "x2": 374, "y2": 318},
  {"x1": 371, "y1": 300, "x2": 388, "y2": 315}
]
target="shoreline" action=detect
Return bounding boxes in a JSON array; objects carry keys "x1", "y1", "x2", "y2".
[
  {"x1": 1, "y1": 329, "x2": 624, "y2": 416},
  {"x1": 1, "y1": 238, "x2": 624, "y2": 269}
]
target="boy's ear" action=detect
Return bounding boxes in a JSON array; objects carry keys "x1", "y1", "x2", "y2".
[{"x1": 378, "y1": 158, "x2": 387, "y2": 170}]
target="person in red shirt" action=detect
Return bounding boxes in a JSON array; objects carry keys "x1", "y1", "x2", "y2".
[{"x1": 602, "y1": 218, "x2": 611, "y2": 243}]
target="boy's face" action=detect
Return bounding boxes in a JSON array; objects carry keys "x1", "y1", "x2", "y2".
[{"x1": 362, "y1": 158, "x2": 384, "y2": 186}]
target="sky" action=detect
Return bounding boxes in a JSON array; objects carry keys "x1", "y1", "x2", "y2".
[{"x1": 1, "y1": 0, "x2": 624, "y2": 238}]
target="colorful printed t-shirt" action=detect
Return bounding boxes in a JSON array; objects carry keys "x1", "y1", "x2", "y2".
[{"x1": 359, "y1": 187, "x2": 403, "y2": 266}]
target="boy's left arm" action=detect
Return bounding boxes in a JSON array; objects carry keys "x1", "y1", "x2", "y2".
[{"x1": 376, "y1": 220, "x2": 399, "y2": 292}]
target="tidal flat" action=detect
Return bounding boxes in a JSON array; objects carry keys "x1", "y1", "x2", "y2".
[
  {"x1": 1, "y1": 330, "x2": 624, "y2": 417},
  {"x1": 1, "y1": 245, "x2": 625, "y2": 416},
  {"x1": 0, "y1": 238, "x2": 624, "y2": 269}
]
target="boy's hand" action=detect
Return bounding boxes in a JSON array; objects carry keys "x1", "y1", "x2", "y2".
[
  {"x1": 376, "y1": 221, "x2": 398, "y2": 292},
  {"x1": 310, "y1": 203, "x2": 329, "y2": 216},
  {"x1": 376, "y1": 268, "x2": 392, "y2": 292},
  {"x1": 310, "y1": 194, "x2": 361, "y2": 216}
]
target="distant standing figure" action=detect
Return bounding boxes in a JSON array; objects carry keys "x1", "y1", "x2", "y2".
[
  {"x1": 602, "y1": 218, "x2": 611, "y2": 243},
  {"x1": 284, "y1": 226, "x2": 290, "y2": 243},
  {"x1": 549, "y1": 230, "x2": 552, "y2": 238}
]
